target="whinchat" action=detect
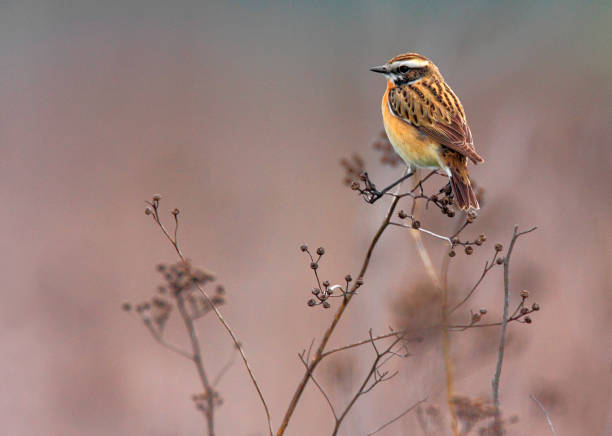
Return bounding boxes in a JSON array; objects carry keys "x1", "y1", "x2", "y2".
[{"x1": 371, "y1": 52, "x2": 483, "y2": 210}]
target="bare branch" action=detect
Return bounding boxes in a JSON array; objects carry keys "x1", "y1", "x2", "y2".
[
  {"x1": 321, "y1": 330, "x2": 422, "y2": 359},
  {"x1": 175, "y1": 292, "x2": 216, "y2": 436},
  {"x1": 297, "y1": 352, "x2": 338, "y2": 421},
  {"x1": 492, "y1": 226, "x2": 537, "y2": 432},
  {"x1": 448, "y1": 248, "x2": 499, "y2": 315},
  {"x1": 331, "y1": 334, "x2": 406, "y2": 436},
  {"x1": 212, "y1": 346, "x2": 238, "y2": 388},
  {"x1": 390, "y1": 221, "x2": 453, "y2": 245},
  {"x1": 367, "y1": 397, "x2": 428, "y2": 436},
  {"x1": 142, "y1": 318, "x2": 194, "y2": 361},
  {"x1": 530, "y1": 394, "x2": 558, "y2": 436}
]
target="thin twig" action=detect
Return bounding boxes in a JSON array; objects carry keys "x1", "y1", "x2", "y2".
[
  {"x1": 390, "y1": 221, "x2": 453, "y2": 245},
  {"x1": 148, "y1": 198, "x2": 274, "y2": 436},
  {"x1": 440, "y1": 246, "x2": 459, "y2": 436},
  {"x1": 193, "y1": 281, "x2": 273, "y2": 436},
  {"x1": 143, "y1": 319, "x2": 194, "y2": 360},
  {"x1": 448, "y1": 249, "x2": 499, "y2": 315},
  {"x1": 321, "y1": 330, "x2": 421, "y2": 358},
  {"x1": 530, "y1": 394, "x2": 558, "y2": 436},
  {"x1": 212, "y1": 347, "x2": 238, "y2": 387},
  {"x1": 492, "y1": 226, "x2": 537, "y2": 433},
  {"x1": 176, "y1": 292, "x2": 216, "y2": 436},
  {"x1": 331, "y1": 332, "x2": 406, "y2": 436},
  {"x1": 297, "y1": 352, "x2": 338, "y2": 421},
  {"x1": 367, "y1": 397, "x2": 428, "y2": 435}
]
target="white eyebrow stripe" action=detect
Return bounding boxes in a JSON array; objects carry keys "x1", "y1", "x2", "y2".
[{"x1": 399, "y1": 58, "x2": 429, "y2": 68}]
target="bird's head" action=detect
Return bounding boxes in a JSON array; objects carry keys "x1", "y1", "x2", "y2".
[{"x1": 370, "y1": 53, "x2": 440, "y2": 86}]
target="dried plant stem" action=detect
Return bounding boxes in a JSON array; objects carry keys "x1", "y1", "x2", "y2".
[
  {"x1": 410, "y1": 228, "x2": 441, "y2": 288},
  {"x1": 192, "y1": 280, "x2": 273, "y2": 436},
  {"x1": 440, "y1": 251, "x2": 459, "y2": 436},
  {"x1": 530, "y1": 394, "x2": 558, "y2": 436},
  {"x1": 148, "y1": 200, "x2": 273, "y2": 436},
  {"x1": 212, "y1": 347, "x2": 237, "y2": 387},
  {"x1": 275, "y1": 195, "x2": 401, "y2": 436},
  {"x1": 367, "y1": 397, "x2": 428, "y2": 436},
  {"x1": 298, "y1": 352, "x2": 337, "y2": 421},
  {"x1": 322, "y1": 331, "x2": 422, "y2": 358},
  {"x1": 175, "y1": 293, "x2": 216, "y2": 436},
  {"x1": 492, "y1": 226, "x2": 537, "y2": 433},
  {"x1": 142, "y1": 319, "x2": 194, "y2": 360},
  {"x1": 332, "y1": 332, "x2": 405, "y2": 436},
  {"x1": 449, "y1": 249, "x2": 499, "y2": 315},
  {"x1": 409, "y1": 175, "x2": 459, "y2": 436}
]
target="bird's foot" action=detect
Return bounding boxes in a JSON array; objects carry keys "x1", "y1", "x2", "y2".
[{"x1": 358, "y1": 172, "x2": 384, "y2": 204}]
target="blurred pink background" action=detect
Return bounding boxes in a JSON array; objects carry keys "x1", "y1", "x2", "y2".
[{"x1": 1, "y1": 1, "x2": 611, "y2": 435}]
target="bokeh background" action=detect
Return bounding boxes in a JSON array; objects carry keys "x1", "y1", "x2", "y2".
[{"x1": 1, "y1": 1, "x2": 611, "y2": 435}]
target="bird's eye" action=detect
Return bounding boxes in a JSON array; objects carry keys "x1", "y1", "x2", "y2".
[{"x1": 399, "y1": 65, "x2": 409, "y2": 73}]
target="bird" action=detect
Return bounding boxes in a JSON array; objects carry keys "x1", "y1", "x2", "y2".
[{"x1": 370, "y1": 52, "x2": 483, "y2": 210}]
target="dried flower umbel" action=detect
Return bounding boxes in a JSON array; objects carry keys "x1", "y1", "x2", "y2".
[
  {"x1": 300, "y1": 245, "x2": 360, "y2": 309},
  {"x1": 125, "y1": 259, "x2": 229, "y2": 417}
]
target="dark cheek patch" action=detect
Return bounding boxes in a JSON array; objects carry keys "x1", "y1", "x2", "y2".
[{"x1": 406, "y1": 68, "x2": 425, "y2": 82}]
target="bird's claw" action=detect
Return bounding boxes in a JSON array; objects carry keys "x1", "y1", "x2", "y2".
[{"x1": 359, "y1": 172, "x2": 384, "y2": 204}]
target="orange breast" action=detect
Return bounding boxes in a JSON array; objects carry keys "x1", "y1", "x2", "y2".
[{"x1": 381, "y1": 84, "x2": 441, "y2": 168}]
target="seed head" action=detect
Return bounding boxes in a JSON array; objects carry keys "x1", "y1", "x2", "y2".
[
  {"x1": 152, "y1": 194, "x2": 161, "y2": 201},
  {"x1": 449, "y1": 250, "x2": 456, "y2": 257},
  {"x1": 122, "y1": 303, "x2": 132, "y2": 311},
  {"x1": 465, "y1": 246, "x2": 474, "y2": 255},
  {"x1": 316, "y1": 247, "x2": 325, "y2": 256},
  {"x1": 310, "y1": 262, "x2": 318, "y2": 270},
  {"x1": 300, "y1": 244, "x2": 308, "y2": 252},
  {"x1": 524, "y1": 316, "x2": 532, "y2": 324},
  {"x1": 479, "y1": 308, "x2": 487, "y2": 315},
  {"x1": 145, "y1": 207, "x2": 153, "y2": 215},
  {"x1": 496, "y1": 257, "x2": 504, "y2": 265},
  {"x1": 532, "y1": 303, "x2": 540, "y2": 311},
  {"x1": 412, "y1": 220, "x2": 421, "y2": 229},
  {"x1": 520, "y1": 289, "x2": 529, "y2": 298},
  {"x1": 307, "y1": 299, "x2": 316, "y2": 307},
  {"x1": 345, "y1": 274, "x2": 352, "y2": 282},
  {"x1": 322, "y1": 301, "x2": 331, "y2": 309},
  {"x1": 398, "y1": 210, "x2": 407, "y2": 219},
  {"x1": 495, "y1": 243, "x2": 503, "y2": 252}
]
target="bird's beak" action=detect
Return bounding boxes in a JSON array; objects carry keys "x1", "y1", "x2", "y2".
[{"x1": 369, "y1": 65, "x2": 388, "y2": 74}]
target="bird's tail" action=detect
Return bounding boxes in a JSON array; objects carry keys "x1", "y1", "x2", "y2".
[{"x1": 442, "y1": 153, "x2": 479, "y2": 211}]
